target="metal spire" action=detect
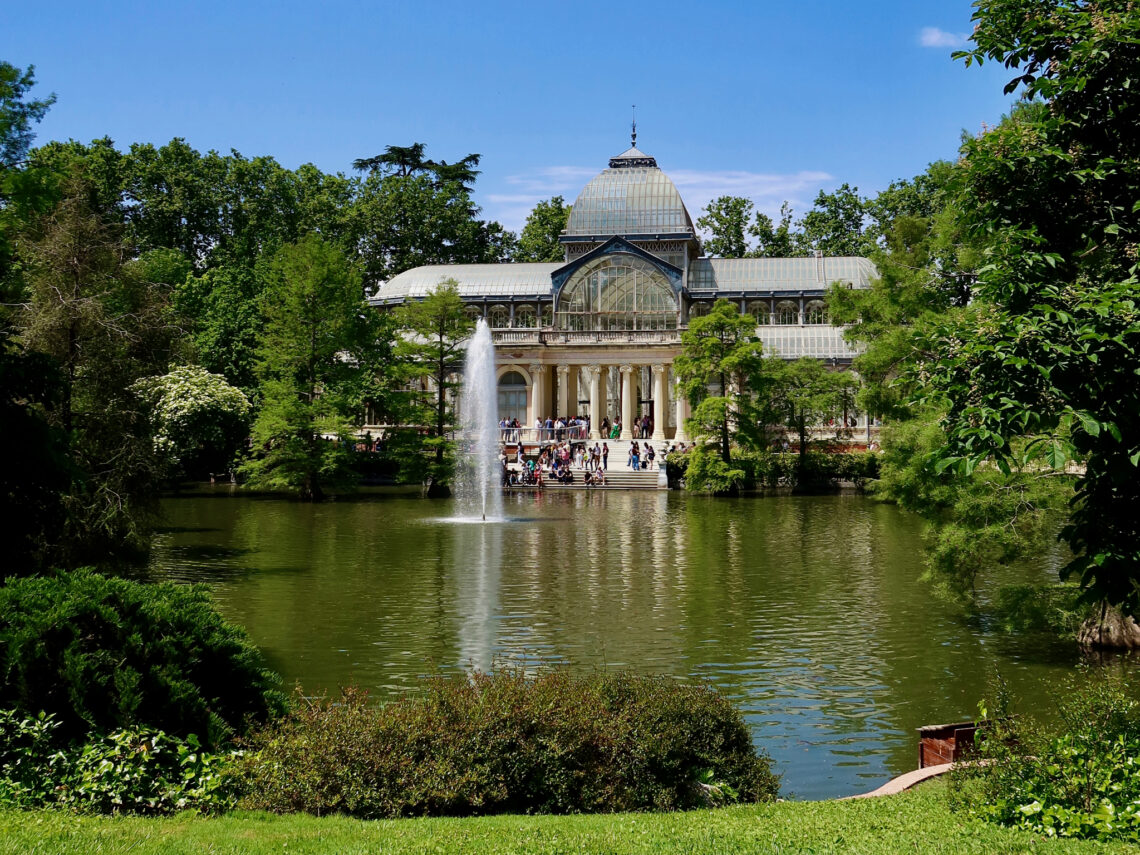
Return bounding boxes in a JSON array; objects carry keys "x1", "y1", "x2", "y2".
[{"x1": 631, "y1": 105, "x2": 637, "y2": 148}]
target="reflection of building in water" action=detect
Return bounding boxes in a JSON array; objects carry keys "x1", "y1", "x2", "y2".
[{"x1": 369, "y1": 137, "x2": 876, "y2": 439}]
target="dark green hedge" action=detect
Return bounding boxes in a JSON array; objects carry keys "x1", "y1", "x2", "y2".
[
  {"x1": 238, "y1": 670, "x2": 779, "y2": 818},
  {"x1": 0, "y1": 570, "x2": 285, "y2": 748},
  {"x1": 667, "y1": 449, "x2": 881, "y2": 492}
]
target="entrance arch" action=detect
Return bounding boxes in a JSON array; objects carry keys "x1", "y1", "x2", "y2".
[{"x1": 496, "y1": 368, "x2": 529, "y2": 424}]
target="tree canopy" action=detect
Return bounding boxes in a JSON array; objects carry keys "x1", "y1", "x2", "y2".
[{"x1": 920, "y1": 0, "x2": 1140, "y2": 617}]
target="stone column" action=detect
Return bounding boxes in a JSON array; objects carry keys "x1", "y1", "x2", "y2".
[
  {"x1": 567, "y1": 367, "x2": 579, "y2": 418},
  {"x1": 673, "y1": 375, "x2": 690, "y2": 443},
  {"x1": 556, "y1": 365, "x2": 570, "y2": 418},
  {"x1": 619, "y1": 364, "x2": 635, "y2": 440},
  {"x1": 652, "y1": 364, "x2": 668, "y2": 440},
  {"x1": 586, "y1": 365, "x2": 602, "y2": 439},
  {"x1": 529, "y1": 363, "x2": 545, "y2": 427}
]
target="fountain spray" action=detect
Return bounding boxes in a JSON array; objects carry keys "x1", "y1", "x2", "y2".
[{"x1": 455, "y1": 319, "x2": 504, "y2": 523}]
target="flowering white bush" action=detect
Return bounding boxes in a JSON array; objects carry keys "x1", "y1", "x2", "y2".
[{"x1": 134, "y1": 366, "x2": 251, "y2": 477}]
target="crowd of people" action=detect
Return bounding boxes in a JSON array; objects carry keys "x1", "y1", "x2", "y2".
[{"x1": 495, "y1": 413, "x2": 699, "y2": 489}]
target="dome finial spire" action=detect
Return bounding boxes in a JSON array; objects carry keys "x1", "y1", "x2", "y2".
[{"x1": 631, "y1": 104, "x2": 637, "y2": 148}]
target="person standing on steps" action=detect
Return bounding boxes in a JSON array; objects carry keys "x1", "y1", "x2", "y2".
[{"x1": 602, "y1": 442, "x2": 609, "y2": 470}]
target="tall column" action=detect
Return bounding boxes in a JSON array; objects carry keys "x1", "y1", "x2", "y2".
[
  {"x1": 673, "y1": 374, "x2": 690, "y2": 443},
  {"x1": 586, "y1": 365, "x2": 602, "y2": 439},
  {"x1": 652, "y1": 364, "x2": 667, "y2": 440},
  {"x1": 567, "y1": 367, "x2": 579, "y2": 417},
  {"x1": 556, "y1": 365, "x2": 570, "y2": 418},
  {"x1": 619, "y1": 364, "x2": 635, "y2": 440},
  {"x1": 529, "y1": 363, "x2": 545, "y2": 426}
]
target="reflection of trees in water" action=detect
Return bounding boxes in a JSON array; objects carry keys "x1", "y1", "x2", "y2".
[{"x1": 150, "y1": 491, "x2": 1137, "y2": 798}]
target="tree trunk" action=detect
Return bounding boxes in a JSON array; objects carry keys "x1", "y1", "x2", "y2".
[{"x1": 1078, "y1": 602, "x2": 1140, "y2": 650}]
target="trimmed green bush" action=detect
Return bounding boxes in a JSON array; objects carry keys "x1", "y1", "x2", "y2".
[
  {"x1": 0, "y1": 570, "x2": 285, "y2": 747},
  {"x1": 237, "y1": 670, "x2": 779, "y2": 818},
  {"x1": 951, "y1": 671, "x2": 1140, "y2": 842},
  {"x1": 668, "y1": 449, "x2": 880, "y2": 492},
  {"x1": 0, "y1": 710, "x2": 241, "y2": 815}
]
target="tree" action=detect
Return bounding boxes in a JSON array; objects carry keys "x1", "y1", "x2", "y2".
[
  {"x1": 697, "y1": 196, "x2": 755, "y2": 258},
  {"x1": 674, "y1": 299, "x2": 765, "y2": 463},
  {"x1": 798, "y1": 183, "x2": 872, "y2": 257},
  {"x1": 134, "y1": 366, "x2": 251, "y2": 481},
  {"x1": 516, "y1": 196, "x2": 570, "y2": 262},
  {"x1": 18, "y1": 176, "x2": 176, "y2": 567},
  {"x1": 241, "y1": 235, "x2": 381, "y2": 501},
  {"x1": 0, "y1": 61, "x2": 56, "y2": 293},
  {"x1": 0, "y1": 62, "x2": 54, "y2": 170},
  {"x1": 750, "y1": 202, "x2": 802, "y2": 258},
  {"x1": 352, "y1": 171, "x2": 506, "y2": 281},
  {"x1": 921, "y1": 0, "x2": 1140, "y2": 624},
  {"x1": 767, "y1": 358, "x2": 860, "y2": 474},
  {"x1": 394, "y1": 279, "x2": 474, "y2": 495}
]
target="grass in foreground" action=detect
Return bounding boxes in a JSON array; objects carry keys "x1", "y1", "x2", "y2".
[{"x1": 0, "y1": 783, "x2": 1136, "y2": 855}]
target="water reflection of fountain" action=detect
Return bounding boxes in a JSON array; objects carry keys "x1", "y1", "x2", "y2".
[
  {"x1": 454, "y1": 319, "x2": 504, "y2": 522},
  {"x1": 455, "y1": 521, "x2": 502, "y2": 672}
]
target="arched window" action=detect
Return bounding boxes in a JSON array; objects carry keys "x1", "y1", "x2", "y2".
[
  {"x1": 514, "y1": 304, "x2": 536, "y2": 328},
  {"x1": 688, "y1": 302, "x2": 711, "y2": 319},
  {"x1": 540, "y1": 304, "x2": 553, "y2": 327},
  {"x1": 557, "y1": 253, "x2": 678, "y2": 331},
  {"x1": 746, "y1": 300, "x2": 770, "y2": 325},
  {"x1": 497, "y1": 371, "x2": 528, "y2": 423},
  {"x1": 488, "y1": 304, "x2": 510, "y2": 329},
  {"x1": 805, "y1": 300, "x2": 828, "y2": 324},
  {"x1": 775, "y1": 300, "x2": 799, "y2": 325},
  {"x1": 464, "y1": 305, "x2": 483, "y2": 322}
]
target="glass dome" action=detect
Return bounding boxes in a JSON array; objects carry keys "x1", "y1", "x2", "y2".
[{"x1": 564, "y1": 150, "x2": 695, "y2": 237}]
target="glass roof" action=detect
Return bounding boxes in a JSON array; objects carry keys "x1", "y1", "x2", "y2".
[
  {"x1": 688, "y1": 257, "x2": 877, "y2": 292},
  {"x1": 370, "y1": 264, "x2": 560, "y2": 303},
  {"x1": 757, "y1": 325, "x2": 862, "y2": 360},
  {"x1": 564, "y1": 166, "x2": 695, "y2": 236}
]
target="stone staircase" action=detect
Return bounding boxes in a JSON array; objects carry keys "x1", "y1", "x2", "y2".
[{"x1": 503, "y1": 436, "x2": 675, "y2": 491}]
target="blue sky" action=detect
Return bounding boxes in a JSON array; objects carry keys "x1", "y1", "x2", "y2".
[{"x1": 5, "y1": 0, "x2": 1015, "y2": 233}]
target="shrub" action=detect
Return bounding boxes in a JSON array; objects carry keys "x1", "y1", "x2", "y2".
[
  {"x1": 237, "y1": 670, "x2": 779, "y2": 818},
  {"x1": 670, "y1": 449, "x2": 880, "y2": 492},
  {"x1": 679, "y1": 445, "x2": 749, "y2": 495},
  {"x1": 951, "y1": 671, "x2": 1140, "y2": 842},
  {"x1": 0, "y1": 710, "x2": 241, "y2": 815},
  {"x1": 0, "y1": 570, "x2": 286, "y2": 747}
]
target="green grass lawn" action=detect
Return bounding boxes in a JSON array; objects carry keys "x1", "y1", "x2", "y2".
[{"x1": 0, "y1": 783, "x2": 1134, "y2": 855}]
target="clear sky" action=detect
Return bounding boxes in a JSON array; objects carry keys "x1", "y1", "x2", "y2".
[{"x1": 5, "y1": 0, "x2": 1015, "y2": 233}]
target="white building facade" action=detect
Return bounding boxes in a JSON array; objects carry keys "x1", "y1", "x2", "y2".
[{"x1": 369, "y1": 144, "x2": 875, "y2": 442}]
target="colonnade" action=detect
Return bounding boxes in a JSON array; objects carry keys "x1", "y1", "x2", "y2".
[{"x1": 519, "y1": 361, "x2": 690, "y2": 443}]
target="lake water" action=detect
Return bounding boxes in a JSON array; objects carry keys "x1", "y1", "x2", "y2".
[{"x1": 150, "y1": 488, "x2": 1123, "y2": 800}]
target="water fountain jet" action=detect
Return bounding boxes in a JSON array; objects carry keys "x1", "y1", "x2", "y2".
[{"x1": 454, "y1": 319, "x2": 504, "y2": 523}]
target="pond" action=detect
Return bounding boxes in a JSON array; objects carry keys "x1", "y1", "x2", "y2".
[{"x1": 150, "y1": 488, "x2": 1117, "y2": 800}]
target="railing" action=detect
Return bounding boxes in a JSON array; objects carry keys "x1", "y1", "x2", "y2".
[
  {"x1": 460, "y1": 425, "x2": 588, "y2": 444},
  {"x1": 490, "y1": 329, "x2": 681, "y2": 346}
]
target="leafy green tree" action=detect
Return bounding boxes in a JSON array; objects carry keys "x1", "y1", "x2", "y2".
[
  {"x1": 516, "y1": 195, "x2": 570, "y2": 262},
  {"x1": 798, "y1": 183, "x2": 872, "y2": 257},
  {"x1": 750, "y1": 202, "x2": 802, "y2": 258},
  {"x1": 697, "y1": 196, "x2": 755, "y2": 258},
  {"x1": 134, "y1": 366, "x2": 251, "y2": 481},
  {"x1": 0, "y1": 62, "x2": 54, "y2": 169},
  {"x1": 174, "y1": 264, "x2": 264, "y2": 394},
  {"x1": 18, "y1": 177, "x2": 176, "y2": 567},
  {"x1": 767, "y1": 357, "x2": 859, "y2": 474},
  {"x1": 353, "y1": 172, "x2": 503, "y2": 281},
  {"x1": 242, "y1": 235, "x2": 381, "y2": 501},
  {"x1": 394, "y1": 279, "x2": 474, "y2": 494},
  {"x1": 674, "y1": 299, "x2": 766, "y2": 463},
  {"x1": 921, "y1": 0, "x2": 1140, "y2": 623},
  {"x1": 0, "y1": 61, "x2": 56, "y2": 294}
]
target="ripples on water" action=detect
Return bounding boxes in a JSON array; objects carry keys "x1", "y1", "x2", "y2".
[{"x1": 150, "y1": 488, "x2": 1127, "y2": 800}]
